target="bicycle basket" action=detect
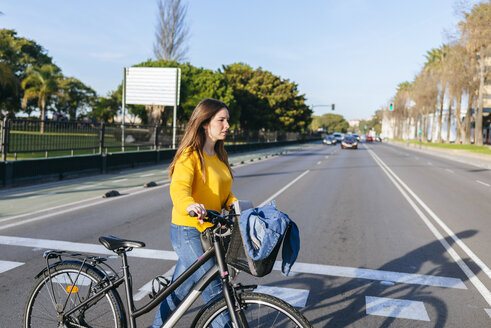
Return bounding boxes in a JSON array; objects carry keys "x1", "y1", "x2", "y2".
[{"x1": 225, "y1": 217, "x2": 289, "y2": 277}]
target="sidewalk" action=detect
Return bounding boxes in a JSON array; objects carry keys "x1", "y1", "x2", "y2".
[{"x1": 387, "y1": 141, "x2": 491, "y2": 170}]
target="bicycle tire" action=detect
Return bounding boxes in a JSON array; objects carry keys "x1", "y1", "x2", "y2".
[
  {"x1": 23, "y1": 261, "x2": 126, "y2": 328},
  {"x1": 195, "y1": 292, "x2": 313, "y2": 328}
]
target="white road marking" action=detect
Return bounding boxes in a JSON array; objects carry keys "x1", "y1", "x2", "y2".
[
  {"x1": 368, "y1": 148, "x2": 491, "y2": 307},
  {"x1": 0, "y1": 183, "x2": 171, "y2": 231},
  {"x1": 27, "y1": 192, "x2": 57, "y2": 199},
  {"x1": 0, "y1": 235, "x2": 467, "y2": 291},
  {"x1": 259, "y1": 170, "x2": 309, "y2": 206},
  {"x1": 476, "y1": 180, "x2": 490, "y2": 187},
  {"x1": 140, "y1": 173, "x2": 155, "y2": 177},
  {"x1": 0, "y1": 235, "x2": 177, "y2": 260},
  {"x1": 280, "y1": 262, "x2": 466, "y2": 289},
  {"x1": 316, "y1": 161, "x2": 322, "y2": 165},
  {"x1": 134, "y1": 265, "x2": 175, "y2": 301},
  {"x1": 75, "y1": 183, "x2": 102, "y2": 190},
  {"x1": 325, "y1": 155, "x2": 329, "y2": 159},
  {"x1": 485, "y1": 308, "x2": 491, "y2": 318},
  {"x1": 365, "y1": 296, "x2": 430, "y2": 321},
  {"x1": 254, "y1": 286, "x2": 309, "y2": 307},
  {"x1": 0, "y1": 260, "x2": 23, "y2": 273},
  {"x1": 112, "y1": 179, "x2": 128, "y2": 183},
  {"x1": 445, "y1": 168, "x2": 454, "y2": 174}
]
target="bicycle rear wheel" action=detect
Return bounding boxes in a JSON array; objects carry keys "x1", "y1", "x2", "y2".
[
  {"x1": 23, "y1": 261, "x2": 126, "y2": 328},
  {"x1": 195, "y1": 292, "x2": 312, "y2": 328}
]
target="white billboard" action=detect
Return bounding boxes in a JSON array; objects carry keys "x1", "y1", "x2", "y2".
[{"x1": 124, "y1": 67, "x2": 181, "y2": 106}]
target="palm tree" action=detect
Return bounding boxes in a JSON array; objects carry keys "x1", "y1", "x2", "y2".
[
  {"x1": 424, "y1": 45, "x2": 450, "y2": 143},
  {"x1": 459, "y1": 2, "x2": 491, "y2": 145},
  {"x1": 412, "y1": 67, "x2": 439, "y2": 142},
  {"x1": 21, "y1": 64, "x2": 62, "y2": 132}
]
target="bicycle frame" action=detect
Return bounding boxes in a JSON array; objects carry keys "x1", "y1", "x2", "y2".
[{"x1": 47, "y1": 228, "x2": 242, "y2": 328}]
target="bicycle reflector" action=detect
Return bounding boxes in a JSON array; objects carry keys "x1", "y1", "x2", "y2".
[{"x1": 66, "y1": 286, "x2": 79, "y2": 293}]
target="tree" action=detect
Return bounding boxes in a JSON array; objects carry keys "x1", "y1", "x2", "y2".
[
  {"x1": 459, "y1": 1, "x2": 491, "y2": 145},
  {"x1": 222, "y1": 63, "x2": 312, "y2": 131},
  {"x1": 21, "y1": 64, "x2": 62, "y2": 132},
  {"x1": 0, "y1": 29, "x2": 54, "y2": 116},
  {"x1": 131, "y1": 59, "x2": 237, "y2": 127},
  {"x1": 56, "y1": 77, "x2": 97, "y2": 120},
  {"x1": 153, "y1": 0, "x2": 189, "y2": 62},
  {"x1": 0, "y1": 62, "x2": 20, "y2": 116},
  {"x1": 424, "y1": 45, "x2": 450, "y2": 142},
  {"x1": 311, "y1": 113, "x2": 349, "y2": 133},
  {"x1": 91, "y1": 91, "x2": 120, "y2": 123}
]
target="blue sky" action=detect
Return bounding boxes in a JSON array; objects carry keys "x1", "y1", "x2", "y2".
[{"x1": 0, "y1": 0, "x2": 472, "y2": 121}]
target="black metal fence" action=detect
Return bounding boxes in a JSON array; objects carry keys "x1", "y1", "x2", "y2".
[{"x1": 1, "y1": 118, "x2": 316, "y2": 161}]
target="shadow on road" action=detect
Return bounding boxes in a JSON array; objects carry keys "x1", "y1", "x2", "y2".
[{"x1": 274, "y1": 230, "x2": 480, "y2": 327}]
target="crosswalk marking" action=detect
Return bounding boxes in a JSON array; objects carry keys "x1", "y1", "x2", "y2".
[
  {"x1": 0, "y1": 235, "x2": 467, "y2": 290},
  {"x1": 485, "y1": 308, "x2": 491, "y2": 318},
  {"x1": 0, "y1": 260, "x2": 23, "y2": 273},
  {"x1": 0, "y1": 235, "x2": 177, "y2": 260},
  {"x1": 254, "y1": 286, "x2": 309, "y2": 307},
  {"x1": 365, "y1": 296, "x2": 430, "y2": 321},
  {"x1": 282, "y1": 262, "x2": 466, "y2": 289}
]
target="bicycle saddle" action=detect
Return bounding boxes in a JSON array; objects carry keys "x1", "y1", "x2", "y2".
[{"x1": 99, "y1": 235, "x2": 145, "y2": 250}]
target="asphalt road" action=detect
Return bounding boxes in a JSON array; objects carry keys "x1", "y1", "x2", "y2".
[{"x1": 0, "y1": 142, "x2": 490, "y2": 327}]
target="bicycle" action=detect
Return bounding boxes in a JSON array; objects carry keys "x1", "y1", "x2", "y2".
[{"x1": 23, "y1": 209, "x2": 313, "y2": 327}]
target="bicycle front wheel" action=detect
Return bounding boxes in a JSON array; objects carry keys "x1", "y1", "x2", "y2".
[
  {"x1": 23, "y1": 261, "x2": 126, "y2": 328},
  {"x1": 195, "y1": 292, "x2": 313, "y2": 328}
]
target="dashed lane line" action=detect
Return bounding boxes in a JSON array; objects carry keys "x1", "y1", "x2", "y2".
[
  {"x1": 259, "y1": 170, "x2": 310, "y2": 207},
  {"x1": 476, "y1": 180, "x2": 490, "y2": 187},
  {"x1": 365, "y1": 296, "x2": 430, "y2": 321},
  {"x1": 0, "y1": 182, "x2": 171, "y2": 229}
]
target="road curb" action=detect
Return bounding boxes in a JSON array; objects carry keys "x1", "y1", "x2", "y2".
[{"x1": 387, "y1": 141, "x2": 491, "y2": 170}]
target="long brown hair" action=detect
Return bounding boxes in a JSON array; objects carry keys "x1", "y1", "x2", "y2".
[{"x1": 169, "y1": 98, "x2": 233, "y2": 182}]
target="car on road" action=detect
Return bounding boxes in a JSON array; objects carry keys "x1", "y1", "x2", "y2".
[
  {"x1": 351, "y1": 133, "x2": 360, "y2": 141},
  {"x1": 341, "y1": 136, "x2": 358, "y2": 149},
  {"x1": 323, "y1": 135, "x2": 337, "y2": 145},
  {"x1": 375, "y1": 136, "x2": 382, "y2": 142},
  {"x1": 366, "y1": 135, "x2": 374, "y2": 142},
  {"x1": 332, "y1": 132, "x2": 344, "y2": 143}
]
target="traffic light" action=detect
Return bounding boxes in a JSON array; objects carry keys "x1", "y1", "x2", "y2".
[
  {"x1": 331, "y1": 104, "x2": 335, "y2": 111},
  {"x1": 389, "y1": 103, "x2": 394, "y2": 111}
]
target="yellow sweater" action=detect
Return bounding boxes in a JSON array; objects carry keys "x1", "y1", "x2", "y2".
[{"x1": 170, "y1": 149, "x2": 237, "y2": 231}]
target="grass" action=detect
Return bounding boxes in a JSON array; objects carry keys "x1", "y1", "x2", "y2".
[
  {"x1": 392, "y1": 139, "x2": 491, "y2": 155},
  {"x1": 5, "y1": 147, "x2": 156, "y2": 161}
]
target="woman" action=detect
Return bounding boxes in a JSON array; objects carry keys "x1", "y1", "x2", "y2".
[{"x1": 153, "y1": 98, "x2": 237, "y2": 327}]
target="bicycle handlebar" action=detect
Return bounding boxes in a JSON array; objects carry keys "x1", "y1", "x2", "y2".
[{"x1": 188, "y1": 209, "x2": 235, "y2": 225}]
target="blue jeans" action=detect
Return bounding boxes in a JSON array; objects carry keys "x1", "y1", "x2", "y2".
[{"x1": 152, "y1": 224, "x2": 225, "y2": 327}]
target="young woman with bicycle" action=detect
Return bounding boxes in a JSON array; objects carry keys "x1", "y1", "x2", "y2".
[
  {"x1": 152, "y1": 98, "x2": 238, "y2": 327},
  {"x1": 23, "y1": 97, "x2": 313, "y2": 327}
]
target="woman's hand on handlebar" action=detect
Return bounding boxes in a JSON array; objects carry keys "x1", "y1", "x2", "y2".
[{"x1": 187, "y1": 203, "x2": 206, "y2": 224}]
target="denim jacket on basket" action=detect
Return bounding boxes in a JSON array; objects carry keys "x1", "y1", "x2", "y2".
[{"x1": 239, "y1": 201, "x2": 300, "y2": 276}]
